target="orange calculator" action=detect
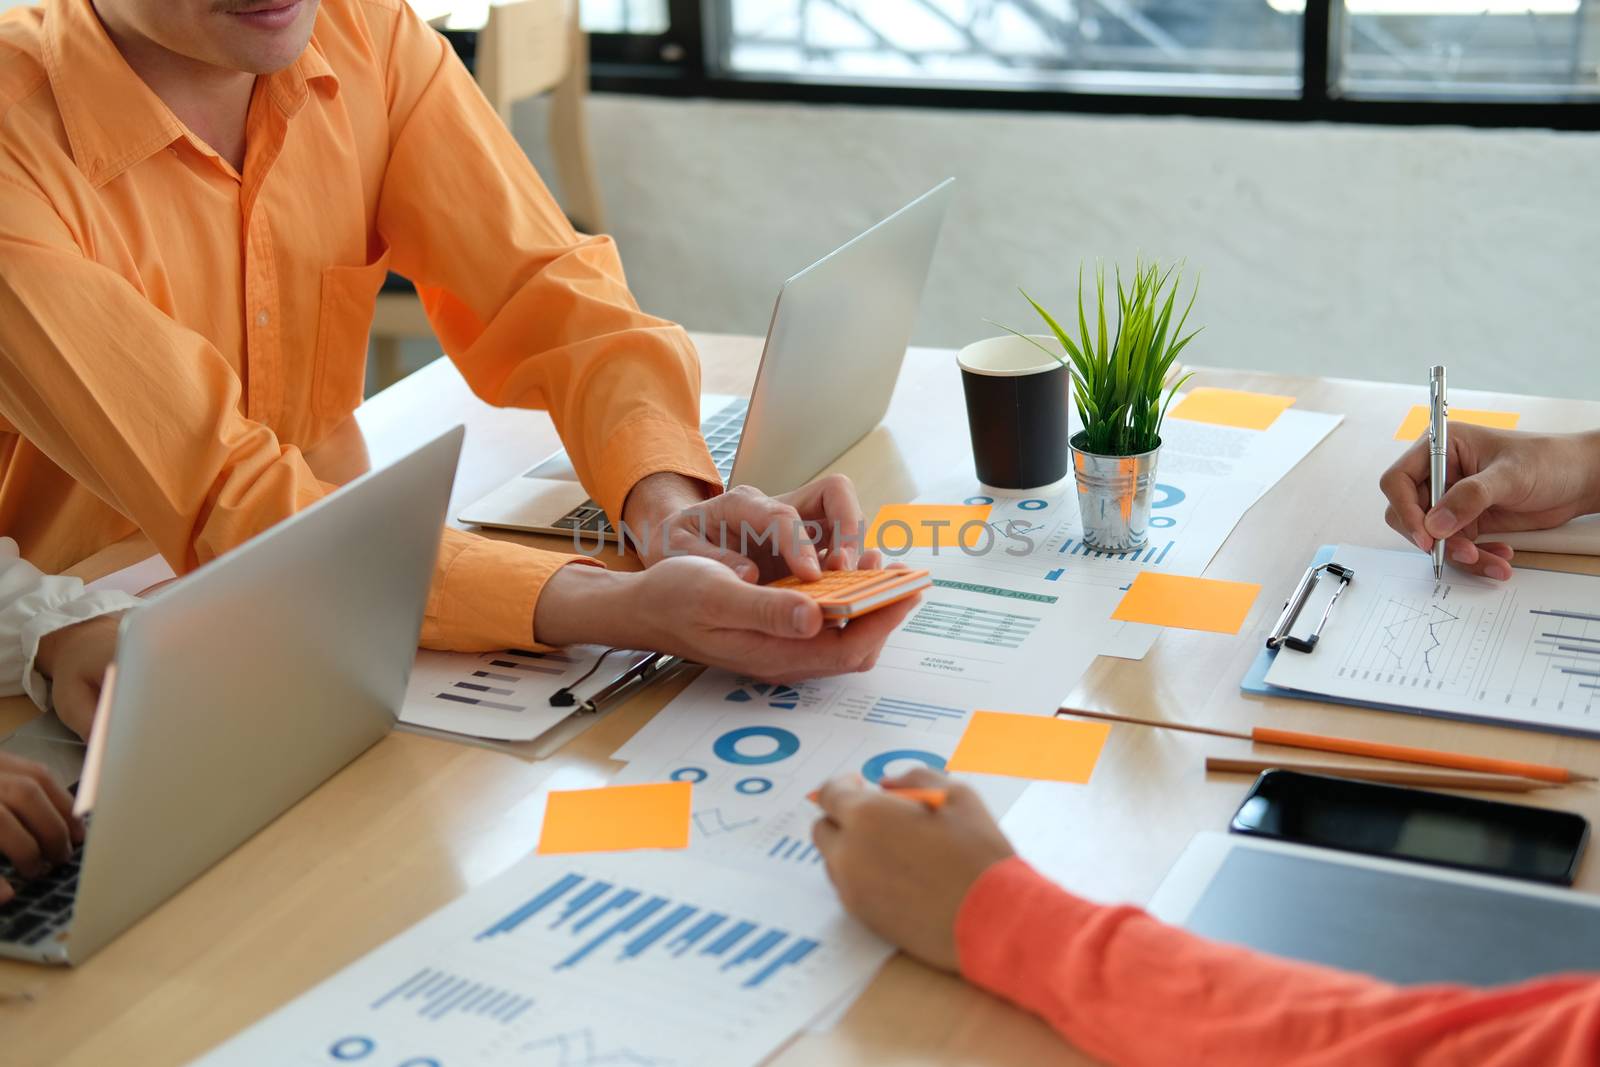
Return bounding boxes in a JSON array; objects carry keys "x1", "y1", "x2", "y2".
[{"x1": 770, "y1": 568, "x2": 932, "y2": 625}]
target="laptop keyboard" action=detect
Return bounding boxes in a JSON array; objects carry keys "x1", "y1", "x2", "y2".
[
  {"x1": 0, "y1": 845, "x2": 81, "y2": 949},
  {"x1": 550, "y1": 398, "x2": 749, "y2": 537}
]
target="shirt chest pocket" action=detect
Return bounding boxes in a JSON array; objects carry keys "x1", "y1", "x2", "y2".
[{"x1": 313, "y1": 246, "x2": 393, "y2": 418}]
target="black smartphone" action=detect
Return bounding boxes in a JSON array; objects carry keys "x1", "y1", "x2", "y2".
[{"x1": 1230, "y1": 770, "x2": 1589, "y2": 885}]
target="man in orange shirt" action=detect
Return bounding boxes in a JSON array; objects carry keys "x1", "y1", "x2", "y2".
[{"x1": 0, "y1": 0, "x2": 913, "y2": 688}]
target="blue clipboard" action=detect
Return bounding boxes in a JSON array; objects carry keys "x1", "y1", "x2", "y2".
[{"x1": 1241, "y1": 545, "x2": 1600, "y2": 739}]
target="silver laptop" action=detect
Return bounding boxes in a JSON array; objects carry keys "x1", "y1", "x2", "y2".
[
  {"x1": 0, "y1": 427, "x2": 462, "y2": 965},
  {"x1": 458, "y1": 179, "x2": 955, "y2": 540}
]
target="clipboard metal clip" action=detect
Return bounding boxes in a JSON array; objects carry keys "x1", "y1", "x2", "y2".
[{"x1": 1266, "y1": 562, "x2": 1354, "y2": 653}]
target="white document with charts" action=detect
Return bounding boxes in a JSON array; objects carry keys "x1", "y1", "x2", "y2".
[
  {"x1": 603, "y1": 564, "x2": 1109, "y2": 899},
  {"x1": 1264, "y1": 545, "x2": 1600, "y2": 736},
  {"x1": 608, "y1": 668, "x2": 1033, "y2": 892},
  {"x1": 909, "y1": 405, "x2": 1344, "y2": 660},
  {"x1": 188, "y1": 850, "x2": 892, "y2": 1067}
]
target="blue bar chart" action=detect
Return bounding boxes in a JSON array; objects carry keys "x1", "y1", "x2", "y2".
[
  {"x1": 370, "y1": 966, "x2": 533, "y2": 1024},
  {"x1": 765, "y1": 834, "x2": 823, "y2": 866},
  {"x1": 864, "y1": 696, "x2": 966, "y2": 729},
  {"x1": 1058, "y1": 536, "x2": 1174, "y2": 565},
  {"x1": 474, "y1": 871, "x2": 828, "y2": 989}
]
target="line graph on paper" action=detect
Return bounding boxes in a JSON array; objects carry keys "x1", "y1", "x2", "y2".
[
  {"x1": 1333, "y1": 578, "x2": 1600, "y2": 714},
  {"x1": 1336, "y1": 578, "x2": 1502, "y2": 690}
]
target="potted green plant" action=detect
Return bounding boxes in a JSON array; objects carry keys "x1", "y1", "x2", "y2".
[{"x1": 1003, "y1": 260, "x2": 1199, "y2": 551}]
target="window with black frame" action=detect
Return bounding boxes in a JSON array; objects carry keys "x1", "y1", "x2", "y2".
[
  {"x1": 583, "y1": 0, "x2": 1600, "y2": 125},
  {"x1": 711, "y1": 0, "x2": 1305, "y2": 96},
  {"x1": 1332, "y1": 0, "x2": 1598, "y2": 100}
]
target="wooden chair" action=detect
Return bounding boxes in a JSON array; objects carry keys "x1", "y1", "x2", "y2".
[{"x1": 371, "y1": 0, "x2": 606, "y2": 388}]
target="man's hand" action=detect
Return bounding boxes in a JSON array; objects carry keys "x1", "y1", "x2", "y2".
[
  {"x1": 626, "y1": 473, "x2": 871, "y2": 582},
  {"x1": 0, "y1": 753, "x2": 82, "y2": 904},
  {"x1": 33, "y1": 613, "x2": 122, "y2": 740},
  {"x1": 811, "y1": 769, "x2": 1014, "y2": 973},
  {"x1": 620, "y1": 471, "x2": 713, "y2": 542},
  {"x1": 534, "y1": 556, "x2": 918, "y2": 683},
  {"x1": 1380, "y1": 427, "x2": 1600, "y2": 580}
]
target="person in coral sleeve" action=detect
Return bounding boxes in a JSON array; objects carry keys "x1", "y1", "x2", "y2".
[
  {"x1": 0, "y1": 0, "x2": 914, "y2": 682},
  {"x1": 811, "y1": 768, "x2": 1600, "y2": 1067},
  {"x1": 808, "y1": 427, "x2": 1600, "y2": 1064}
]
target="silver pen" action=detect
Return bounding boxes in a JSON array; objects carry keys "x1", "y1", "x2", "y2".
[
  {"x1": 578, "y1": 653, "x2": 684, "y2": 715},
  {"x1": 1428, "y1": 365, "x2": 1448, "y2": 581}
]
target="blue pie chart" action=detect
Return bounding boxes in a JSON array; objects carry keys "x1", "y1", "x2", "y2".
[{"x1": 713, "y1": 726, "x2": 801, "y2": 765}]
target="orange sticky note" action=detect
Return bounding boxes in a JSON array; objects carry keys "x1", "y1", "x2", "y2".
[
  {"x1": 1168, "y1": 388, "x2": 1296, "y2": 431},
  {"x1": 1111, "y1": 572, "x2": 1261, "y2": 634},
  {"x1": 868, "y1": 504, "x2": 991, "y2": 551},
  {"x1": 1394, "y1": 405, "x2": 1520, "y2": 441},
  {"x1": 536, "y1": 781, "x2": 692, "y2": 855},
  {"x1": 947, "y1": 711, "x2": 1111, "y2": 784}
]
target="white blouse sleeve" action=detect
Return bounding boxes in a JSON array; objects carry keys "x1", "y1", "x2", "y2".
[{"x1": 0, "y1": 539, "x2": 140, "y2": 710}]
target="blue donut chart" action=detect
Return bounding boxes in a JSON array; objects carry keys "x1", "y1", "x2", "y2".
[
  {"x1": 670, "y1": 766, "x2": 709, "y2": 783},
  {"x1": 713, "y1": 726, "x2": 801, "y2": 765},
  {"x1": 329, "y1": 1037, "x2": 375, "y2": 1061},
  {"x1": 735, "y1": 777, "x2": 774, "y2": 794},
  {"x1": 861, "y1": 749, "x2": 946, "y2": 783},
  {"x1": 1151, "y1": 483, "x2": 1185, "y2": 508},
  {"x1": 964, "y1": 495, "x2": 995, "y2": 506},
  {"x1": 1017, "y1": 498, "x2": 1047, "y2": 511}
]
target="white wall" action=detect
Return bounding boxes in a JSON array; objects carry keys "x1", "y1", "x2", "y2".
[{"x1": 521, "y1": 94, "x2": 1600, "y2": 399}]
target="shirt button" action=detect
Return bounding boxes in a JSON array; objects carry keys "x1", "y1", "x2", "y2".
[{"x1": 256, "y1": 310, "x2": 270, "y2": 327}]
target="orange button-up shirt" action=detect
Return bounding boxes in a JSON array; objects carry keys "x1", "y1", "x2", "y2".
[{"x1": 0, "y1": 0, "x2": 719, "y2": 650}]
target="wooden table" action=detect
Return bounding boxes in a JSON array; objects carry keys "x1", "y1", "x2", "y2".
[{"x1": 3, "y1": 334, "x2": 1598, "y2": 1066}]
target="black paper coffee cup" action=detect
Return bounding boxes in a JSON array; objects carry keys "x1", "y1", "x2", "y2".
[{"x1": 957, "y1": 335, "x2": 1071, "y2": 489}]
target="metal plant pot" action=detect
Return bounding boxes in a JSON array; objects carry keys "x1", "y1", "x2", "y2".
[{"x1": 1070, "y1": 432, "x2": 1161, "y2": 552}]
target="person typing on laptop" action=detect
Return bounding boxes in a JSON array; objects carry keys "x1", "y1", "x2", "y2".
[
  {"x1": 0, "y1": 0, "x2": 906, "y2": 681},
  {"x1": 0, "y1": 539, "x2": 135, "y2": 903}
]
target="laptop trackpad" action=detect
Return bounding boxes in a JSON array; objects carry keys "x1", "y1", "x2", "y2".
[{"x1": 0, "y1": 714, "x2": 85, "y2": 789}]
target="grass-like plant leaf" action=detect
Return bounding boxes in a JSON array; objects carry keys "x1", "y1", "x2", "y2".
[{"x1": 1004, "y1": 259, "x2": 1201, "y2": 456}]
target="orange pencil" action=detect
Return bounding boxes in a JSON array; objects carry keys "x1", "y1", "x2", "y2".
[
  {"x1": 1058, "y1": 706, "x2": 1596, "y2": 786},
  {"x1": 806, "y1": 785, "x2": 948, "y2": 809}
]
